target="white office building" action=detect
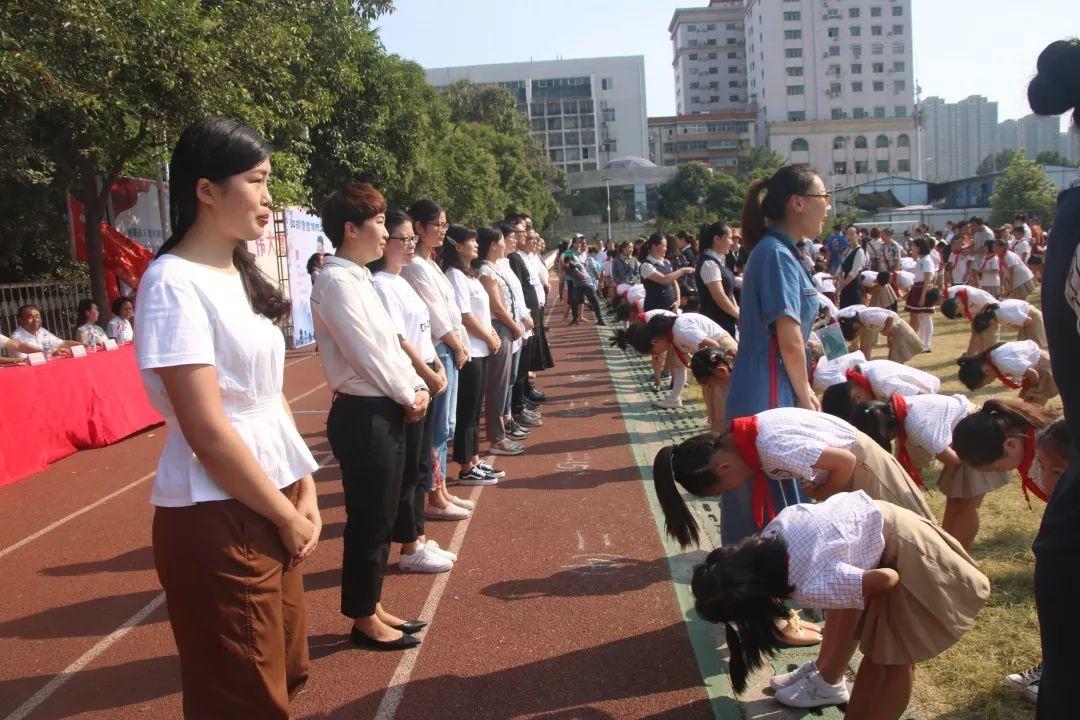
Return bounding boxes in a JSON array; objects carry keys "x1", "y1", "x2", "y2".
[
  {"x1": 921, "y1": 95, "x2": 999, "y2": 181},
  {"x1": 669, "y1": 1, "x2": 749, "y2": 115},
  {"x1": 425, "y1": 56, "x2": 649, "y2": 176},
  {"x1": 998, "y1": 113, "x2": 1076, "y2": 164}
]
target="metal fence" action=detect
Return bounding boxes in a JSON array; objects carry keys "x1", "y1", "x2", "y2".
[{"x1": 0, "y1": 280, "x2": 91, "y2": 339}]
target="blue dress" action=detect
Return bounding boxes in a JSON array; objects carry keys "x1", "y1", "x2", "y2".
[{"x1": 720, "y1": 228, "x2": 820, "y2": 544}]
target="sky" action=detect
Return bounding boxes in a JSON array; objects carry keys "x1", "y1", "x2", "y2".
[{"x1": 375, "y1": 0, "x2": 1072, "y2": 129}]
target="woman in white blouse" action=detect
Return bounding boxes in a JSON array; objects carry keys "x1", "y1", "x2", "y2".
[
  {"x1": 107, "y1": 295, "x2": 135, "y2": 343},
  {"x1": 75, "y1": 298, "x2": 108, "y2": 349},
  {"x1": 312, "y1": 182, "x2": 431, "y2": 651},
  {"x1": 135, "y1": 118, "x2": 320, "y2": 716}
]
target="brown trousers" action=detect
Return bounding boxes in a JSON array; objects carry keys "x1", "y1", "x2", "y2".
[{"x1": 153, "y1": 482, "x2": 309, "y2": 719}]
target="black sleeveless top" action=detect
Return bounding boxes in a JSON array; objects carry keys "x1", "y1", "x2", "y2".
[
  {"x1": 839, "y1": 246, "x2": 866, "y2": 308},
  {"x1": 642, "y1": 256, "x2": 677, "y2": 311},
  {"x1": 695, "y1": 252, "x2": 738, "y2": 335}
]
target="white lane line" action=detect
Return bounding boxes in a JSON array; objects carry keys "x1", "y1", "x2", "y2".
[
  {"x1": 576, "y1": 530, "x2": 585, "y2": 550},
  {"x1": 373, "y1": 485, "x2": 483, "y2": 720},
  {"x1": 2, "y1": 453, "x2": 340, "y2": 720},
  {"x1": 285, "y1": 354, "x2": 314, "y2": 368},
  {"x1": 0, "y1": 382, "x2": 329, "y2": 560}
]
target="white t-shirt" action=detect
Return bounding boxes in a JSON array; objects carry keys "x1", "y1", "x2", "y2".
[
  {"x1": 994, "y1": 299, "x2": 1032, "y2": 328},
  {"x1": 1003, "y1": 250, "x2": 1034, "y2": 286},
  {"x1": 860, "y1": 359, "x2": 940, "y2": 399},
  {"x1": 894, "y1": 270, "x2": 915, "y2": 290},
  {"x1": 1011, "y1": 238, "x2": 1031, "y2": 262},
  {"x1": 497, "y1": 257, "x2": 531, "y2": 346},
  {"x1": 899, "y1": 257, "x2": 917, "y2": 272},
  {"x1": 989, "y1": 340, "x2": 1042, "y2": 383},
  {"x1": 517, "y1": 250, "x2": 546, "y2": 307},
  {"x1": 859, "y1": 270, "x2": 880, "y2": 287},
  {"x1": 946, "y1": 285, "x2": 996, "y2": 315},
  {"x1": 813, "y1": 350, "x2": 867, "y2": 392},
  {"x1": 837, "y1": 304, "x2": 868, "y2": 319},
  {"x1": 373, "y1": 271, "x2": 437, "y2": 364},
  {"x1": 913, "y1": 255, "x2": 935, "y2": 284},
  {"x1": 929, "y1": 249, "x2": 942, "y2": 272},
  {"x1": 644, "y1": 309, "x2": 677, "y2": 322},
  {"x1": 853, "y1": 306, "x2": 899, "y2": 333},
  {"x1": 9, "y1": 326, "x2": 64, "y2": 358},
  {"x1": 813, "y1": 272, "x2": 837, "y2": 293},
  {"x1": 447, "y1": 267, "x2": 493, "y2": 358},
  {"x1": 902, "y1": 393, "x2": 972, "y2": 456},
  {"x1": 818, "y1": 292, "x2": 840, "y2": 321},
  {"x1": 978, "y1": 254, "x2": 1000, "y2": 286},
  {"x1": 106, "y1": 316, "x2": 133, "y2": 343},
  {"x1": 755, "y1": 408, "x2": 857, "y2": 485},
  {"x1": 671, "y1": 313, "x2": 730, "y2": 355},
  {"x1": 135, "y1": 254, "x2": 318, "y2": 507},
  {"x1": 626, "y1": 284, "x2": 647, "y2": 311}
]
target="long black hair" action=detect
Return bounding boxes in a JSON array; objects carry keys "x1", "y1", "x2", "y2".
[
  {"x1": 821, "y1": 382, "x2": 859, "y2": 422},
  {"x1": 610, "y1": 324, "x2": 653, "y2": 354},
  {"x1": 698, "y1": 221, "x2": 730, "y2": 253},
  {"x1": 691, "y1": 538, "x2": 795, "y2": 693},
  {"x1": 849, "y1": 401, "x2": 898, "y2": 450},
  {"x1": 739, "y1": 165, "x2": 819, "y2": 252},
  {"x1": 971, "y1": 304, "x2": 1000, "y2": 334},
  {"x1": 160, "y1": 118, "x2": 289, "y2": 320},
  {"x1": 940, "y1": 297, "x2": 962, "y2": 319},
  {"x1": 838, "y1": 314, "x2": 861, "y2": 341},
  {"x1": 1028, "y1": 38, "x2": 1080, "y2": 129},
  {"x1": 690, "y1": 347, "x2": 735, "y2": 382},
  {"x1": 651, "y1": 434, "x2": 727, "y2": 547},
  {"x1": 441, "y1": 224, "x2": 478, "y2": 278},
  {"x1": 952, "y1": 397, "x2": 1056, "y2": 467},
  {"x1": 956, "y1": 348, "x2": 999, "y2": 391}
]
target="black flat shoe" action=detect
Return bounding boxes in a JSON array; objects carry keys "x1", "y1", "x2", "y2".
[
  {"x1": 392, "y1": 620, "x2": 428, "y2": 634},
  {"x1": 526, "y1": 390, "x2": 547, "y2": 403},
  {"x1": 349, "y1": 627, "x2": 421, "y2": 650}
]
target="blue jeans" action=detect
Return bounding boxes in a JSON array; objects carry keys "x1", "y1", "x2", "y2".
[
  {"x1": 504, "y1": 349, "x2": 521, "y2": 416},
  {"x1": 429, "y1": 343, "x2": 459, "y2": 491}
]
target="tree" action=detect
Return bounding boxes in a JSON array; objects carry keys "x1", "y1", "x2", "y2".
[
  {"x1": 739, "y1": 146, "x2": 785, "y2": 182},
  {"x1": 989, "y1": 154, "x2": 1058, "y2": 226},
  {"x1": 655, "y1": 162, "x2": 746, "y2": 231},
  {"x1": 705, "y1": 171, "x2": 745, "y2": 224},
  {"x1": 976, "y1": 148, "x2": 1020, "y2": 175},
  {"x1": 1035, "y1": 150, "x2": 1070, "y2": 167},
  {"x1": 657, "y1": 162, "x2": 715, "y2": 220}
]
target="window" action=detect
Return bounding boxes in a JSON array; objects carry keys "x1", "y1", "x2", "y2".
[
  {"x1": 876, "y1": 159, "x2": 889, "y2": 172},
  {"x1": 602, "y1": 108, "x2": 616, "y2": 122},
  {"x1": 787, "y1": 111, "x2": 806, "y2": 121},
  {"x1": 728, "y1": 80, "x2": 739, "y2": 88},
  {"x1": 855, "y1": 160, "x2": 869, "y2": 173},
  {"x1": 785, "y1": 48, "x2": 803, "y2": 58},
  {"x1": 872, "y1": 43, "x2": 884, "y2": 55},
  {"x1": 897, "y1": 134, "x2": 911, "y2": 148},
  {"x1": 726, "y1": 37, "x2": 737, "y2": 44},
  {"x1": 898, "y1": 159, "x2": 911, "y2": 172},
  {"x1": 895, "y1": 105, "x2": 908, "y2": 117},
  {"x1": 728, "y1": 52, "x2": 738, "y2": 58},
  {"x1": 688, "y1": 53, "x2": 698, "y2": 60},
  {"x1": 833, "y1": 136, "x2": 846, "y2": 149},
  {"x1": 892, "y1": 24, "x2": 904, "y2": 35},
  {"x1": 729, "y1": 94, "x2": 741, "y2": 102},
  {"x1": 874, "y1": 106, "x2": 886, "y2": 118},
  {"x1": 687, "y1": 24, "x2": 697, "y2": 31},
  {"x1": 832, "y1": 108, "x2": 845, "y2": 119},
  {"x1": 875, "y1": 135, "x2": 890, "y2": 148},
  {"x1": 601, "y1": 77, "x2": 614, "y2": 90},
  {"x1": 871, "y1": 25, "x2": 882, "y2": 36},
  {"x1": 547, "y1": 132, "x2": 563, "y2": 147},
  {"x1": 834, "y1": 161, "x2": 848, "y2": 175},
  {"x1": 787, "y1": 85, "x2": 805, "y2": 95},
  {"x1": 852, "y1": 81, "x2": 863, "y2": 92},
  {"x1": 892, "y1": 5, "x2": 904, "y2": 16},
  {"x1": 826, "y1": 9, "x2": 841, "y2": 19},
  {"x1": 547, "y1": 117, "x2": 562, "y2": 130},
  {"x1": 605, "y1": 140, "x2": 617, "y2": 153},
  {"x1": 873, "y1": 80, "x2": 885, "y2": 91},
  {"x1": 828, "y1": 45, "x2": 840, "y2": 56},
  {"x1": 786, "y1": 66, "x2": 804, "y2": 76},
  {"x1": 893, "y1": 61, "x2": 906, "y2": 72},
  {"x1": 783, "y1": 11, "x2": 801, "y2": 20},
  {"x1": 871, "y1": 6, "x2": 882, "y2": 17},
  {"x1": 851, "y1": 63, "x2": 863, "y2": 74},
  {"x1": 854, "y1": 135, "x2": 868, "y2": 149},
  {"x1": 784, "y1": 29, "x2": 802, "y2": 40},
  {"x1": 894, "y1": 80, "x2": 906, "y2": 91},
  {"x1": 688, "y1": 39, "x2": 699, "y2": 47},
  {"x1": 851, "y1": 44, "x2": 863, "y2": 58},
  {"x1": 690, "y1": 81, "x2": 700, "y2": 89},
  {"x1": 830, "y1": 82, "x2": 842, "y2": 94},
  {"x1": 706, "y1": 23, "x2": 716, "y2": 30},
  {"x1": 828, "y1": 27, "x2": 840, "y2": 38},
  {"x1": 893, "y1": 42, "x2": 905, "y2": 54},
  {"x1": 872, "y1": 62, "x2": 884, "y2": 73},
  {"x1": 729, "y1": 66, "x2": 738, "y2": 73},
  {"x1": 791, "y1": 138, "x2": 810, "y2": 152},
  {"x1": 708, "y1": 53, "x2": 718, "y2": 59},
  {"x1": 850, "y1": 26, "x2": 861, "y2": 37},
  {"x1": 710, "y1": 95, "x2": 721, "y2": 102},
  {"x1": 849, "y1": 7, "x2": 861, "y2": 18},
  {"x1": 853, "y1": 107, "x2": 866, "y2": 119}
]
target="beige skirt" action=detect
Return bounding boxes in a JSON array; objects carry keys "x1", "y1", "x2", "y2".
[
  {"x1": 1016, "y1": 307, "x2": 1048, "y2": 348},
  {"x1": 886, "y1": 321, "x2": 925, "y2": 363},
  {"x1": 903, "y1": 415, "x2": 1012, "y2": 499},
  {"x1": 848, "y1": 432, "x2": 935, "y2": 522},
  {"x1": 860, "y1": 500, "x2": 991, "y2": 665},
  {"x1": 1019, "y1": 350, "x2": 1058, "y2": 404},
  {"x1": 1010, "y1": 279, "x2": 1037, "y2": 300},
  {"x1": 972, "y1": 325, "x2": 1000, "y2": 353}
]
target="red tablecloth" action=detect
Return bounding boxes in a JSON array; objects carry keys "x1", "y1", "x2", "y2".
[{"x1": 0, "y1": 345, "x2": 163, "y2": 487}]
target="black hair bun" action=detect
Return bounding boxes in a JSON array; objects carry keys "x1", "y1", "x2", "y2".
[{"x1": 1028, "y1": 39, "x2": 1080, "y2": 123}]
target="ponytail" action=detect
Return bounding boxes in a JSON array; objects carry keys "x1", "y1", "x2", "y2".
[
  {"x1": 739, "y1": 179, "x2": 769, "y2": 252},
  {"x1": 691, "y1": 538, "x2": 795, "y2": 693},
  {"x1": 971, "y1": 305, "x2": 998, "y2": 334},
  {"x1": 838, "y1": 314, "x2": 860, "y2": 341},
  {"x1": 952, "y1": 397, "x2": 1056, "y2": 467},
  {"x1": 652, "y1": 446, "x2": 700, "y2": 547},
  {"x1": 956, "y1": 352, "x2": 992, "y2": 391},
  {"x1": 850, "y1": 401, "x2": 896, "y2": 450},
  {"x1": 821, "y1": 382, "x2": 859, "y2": 422},
  {"x1": 739, "y1": 165, "x2": 820, "y2": 253},
  {"x1": 610, "y1": 324, "x2": 653, "y2": 354}
]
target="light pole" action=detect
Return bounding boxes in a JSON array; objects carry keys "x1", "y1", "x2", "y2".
[{"x1": 602, "y1": 175, "x2": 612, "y2": 244}]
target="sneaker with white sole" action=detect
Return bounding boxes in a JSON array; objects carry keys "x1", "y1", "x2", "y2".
[
  {"x1": 489, "y1": 441, "x2": 524, "y2": 456},
  {"x1": 1004, "y1": 662, "x2": 1042, "y2": 696},
  {"x1": 399, "y1": 543, "x2": 453, "y2": 573},
  {"x1": 424, "y1": 540, "x2": 457, "y2": 562},
  {"x1": 450, "y1": 495, "x2": 476, "y2": 510},
  {"x1": 1024, "y1": 682, "x2": 1039, "y2": 703},
  {"x1": 774, "y1": 670, "x2": 849, "y2": 709},
  {"x1": 424, "y1": 503, "x2": 471, "y2": 521},
  {"x1": 458, "y1": 467, "x2": 498, "y2": 486},
  {"x1": 655, "y1": 395, "x2": 683, "y2": 409},
  {"x1": 475, "y1": 460, "x2": 504, "y2": 478},
  {"x1": 513, "y1": 413, "x2": 542, "y2": 428},
  {"x1": 770, "y1": 661, "x2": 817, "y2": 690}
]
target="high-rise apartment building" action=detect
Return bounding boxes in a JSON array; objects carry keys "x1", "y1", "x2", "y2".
[
  {"x1": 669, "y1": 1, "x2": 748, "y2": 115},
  {"x1": 425, "y1": 56, "x2": 648, "y2": 176},
  {"x1": 648, "y1": 110, "x2": 758, "y2": 170},
  {"x1": 921, "y1": 95, "x2": 998, "y2": 181},
  {"x1": 998, "y1": 113, "x2": 1076, "y2": 164}
]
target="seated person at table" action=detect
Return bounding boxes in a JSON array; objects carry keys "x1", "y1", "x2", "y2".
[
  {"x1": 75, "y1": 298, "x2": 108, "y2": 347},
  {"x1": 8, "y1": 304, "x2": 79, "y2": 358},
  {"x1": 0, "y1": 332, "x2": 43, "y2": 365},
  {"x1": 106, "y1": 296, "x2": 135, "y2": 343}
]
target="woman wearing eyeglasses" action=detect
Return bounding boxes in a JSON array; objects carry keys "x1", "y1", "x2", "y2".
[{"x1": 719, "y1": 166, "x2": 833, "y2": 546}]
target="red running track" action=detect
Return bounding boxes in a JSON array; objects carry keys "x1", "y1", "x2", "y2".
[{"x1": 0, "y1": 322, "x2": 712, "y2": 719}]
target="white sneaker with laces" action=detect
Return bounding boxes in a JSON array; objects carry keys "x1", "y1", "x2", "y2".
[
  {"x1": 774, "y1": 670, "x2": 849, "y2": 708},
  {"x1": 424, "y1": 540, "x2": 457, "y2": 562},
  {"x1": 1004, "y1": 662, "x2": 1042, "y2": 695},
  {"x1": 655, "y1": 395, "x2": 683, "y2": 409},
  {"x1": 399, "y1": 544, "x2": 453, "y2": 573},
  {"x1": 770, "y1": 660, "x2": 817, "y2": 690},
  {"x1": 424, "y1": 503, "x2": 471, "y2": 520}
]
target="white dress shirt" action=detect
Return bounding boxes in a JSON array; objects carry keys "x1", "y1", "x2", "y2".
[
  {"x1": 754, "y1": 408, "x2": 857, "y2": 485},
  {"x1": 10, "y1": 327, "x2": 64, "y2": 358}
]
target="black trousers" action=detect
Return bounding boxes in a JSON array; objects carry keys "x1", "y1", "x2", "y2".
[
  {"x1": 327, "y1": 394, "x2": 404, "y2": 618},
  {"x1": 511, "y1": 336, "x2": 531, "y2": 414},
  {"x1": 572, "y1": 285, "x2": 603, "y2": 321},
  {"x1": 392, "y1": 398, "x2": 435, "y2": 544},
  {"x1": 1035, "y1": 553, "x2": 1080, "y2": 718},
  {"x1": 452, "y1": 355, "x2": 487, "y2": 463}
]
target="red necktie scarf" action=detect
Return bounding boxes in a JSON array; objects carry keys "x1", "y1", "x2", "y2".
[
  {"x1": 635, "y1": 312, "x2": 646, "y2": 325},
  {"x1": 984, "y1": 350, "x2": 1029, "y2": 391},
  {"x1": 956, "y1": 288, "x2": 973, "y2": 321},
  {"x1": 668, "y1": 332, "x2": 692, "y2": 368},
  {"x1": 730, "y1": 416, "x2": 775, "y2": 529},
  {"x1": 846, "y1": 368, "x2": 874, "y2": 395},
  {"x1": 890, "y1": 394, "x2": 922, "y2": 487},
  {"x1": 1017, "y1": 427, "x2": 1048, "y2": 505}
]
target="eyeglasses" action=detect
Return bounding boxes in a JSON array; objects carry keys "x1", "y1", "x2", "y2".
[
  {"x1": 388, "y1": 235, "x2": 419, "y2": 245},
  {"x1": 427, "y1": 221, "x2": 449, "y2": 230},
  {"x1": 801, "y1": 192, "x2": 833, "y2": 201}
]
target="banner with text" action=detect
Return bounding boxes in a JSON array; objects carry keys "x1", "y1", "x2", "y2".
[{"x1": 285, "y1": 208, "x2": 328, "y2": 348}]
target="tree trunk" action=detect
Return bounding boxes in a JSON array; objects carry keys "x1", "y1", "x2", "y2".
[{"x1": 79, "y1": 166, "x2": 110, "y2": 323}]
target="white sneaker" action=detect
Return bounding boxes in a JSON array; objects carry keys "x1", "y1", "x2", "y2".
[
  {"x1": 655, "y1": 395, "x2": 683, "y2": 409},
  {"x1": 774, "y1": 670, "x2": 849, "y2": 709},
  {"x1": 449, "y1": 495, "x2": 476, "y2": 510},
  {"x1": 424, "y1": 540, "x2": 458, "y2": 562},
  {"x1": 1004, "y1": 662, "x2": 1042, "y2": 700},
  {"x1": 399, "y1": 544, "x2": 453, "y2": 573},
  {"x1": 424, "y1": 503, "x2": 471, "y2": 521},
  {"x1": 770, "y1": 660, "x2": 817, "y2": 690}
]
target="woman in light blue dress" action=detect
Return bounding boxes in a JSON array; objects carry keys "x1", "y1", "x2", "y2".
[{"x1": 721, "y1": 165, "x2": 833, "y2": 544}]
